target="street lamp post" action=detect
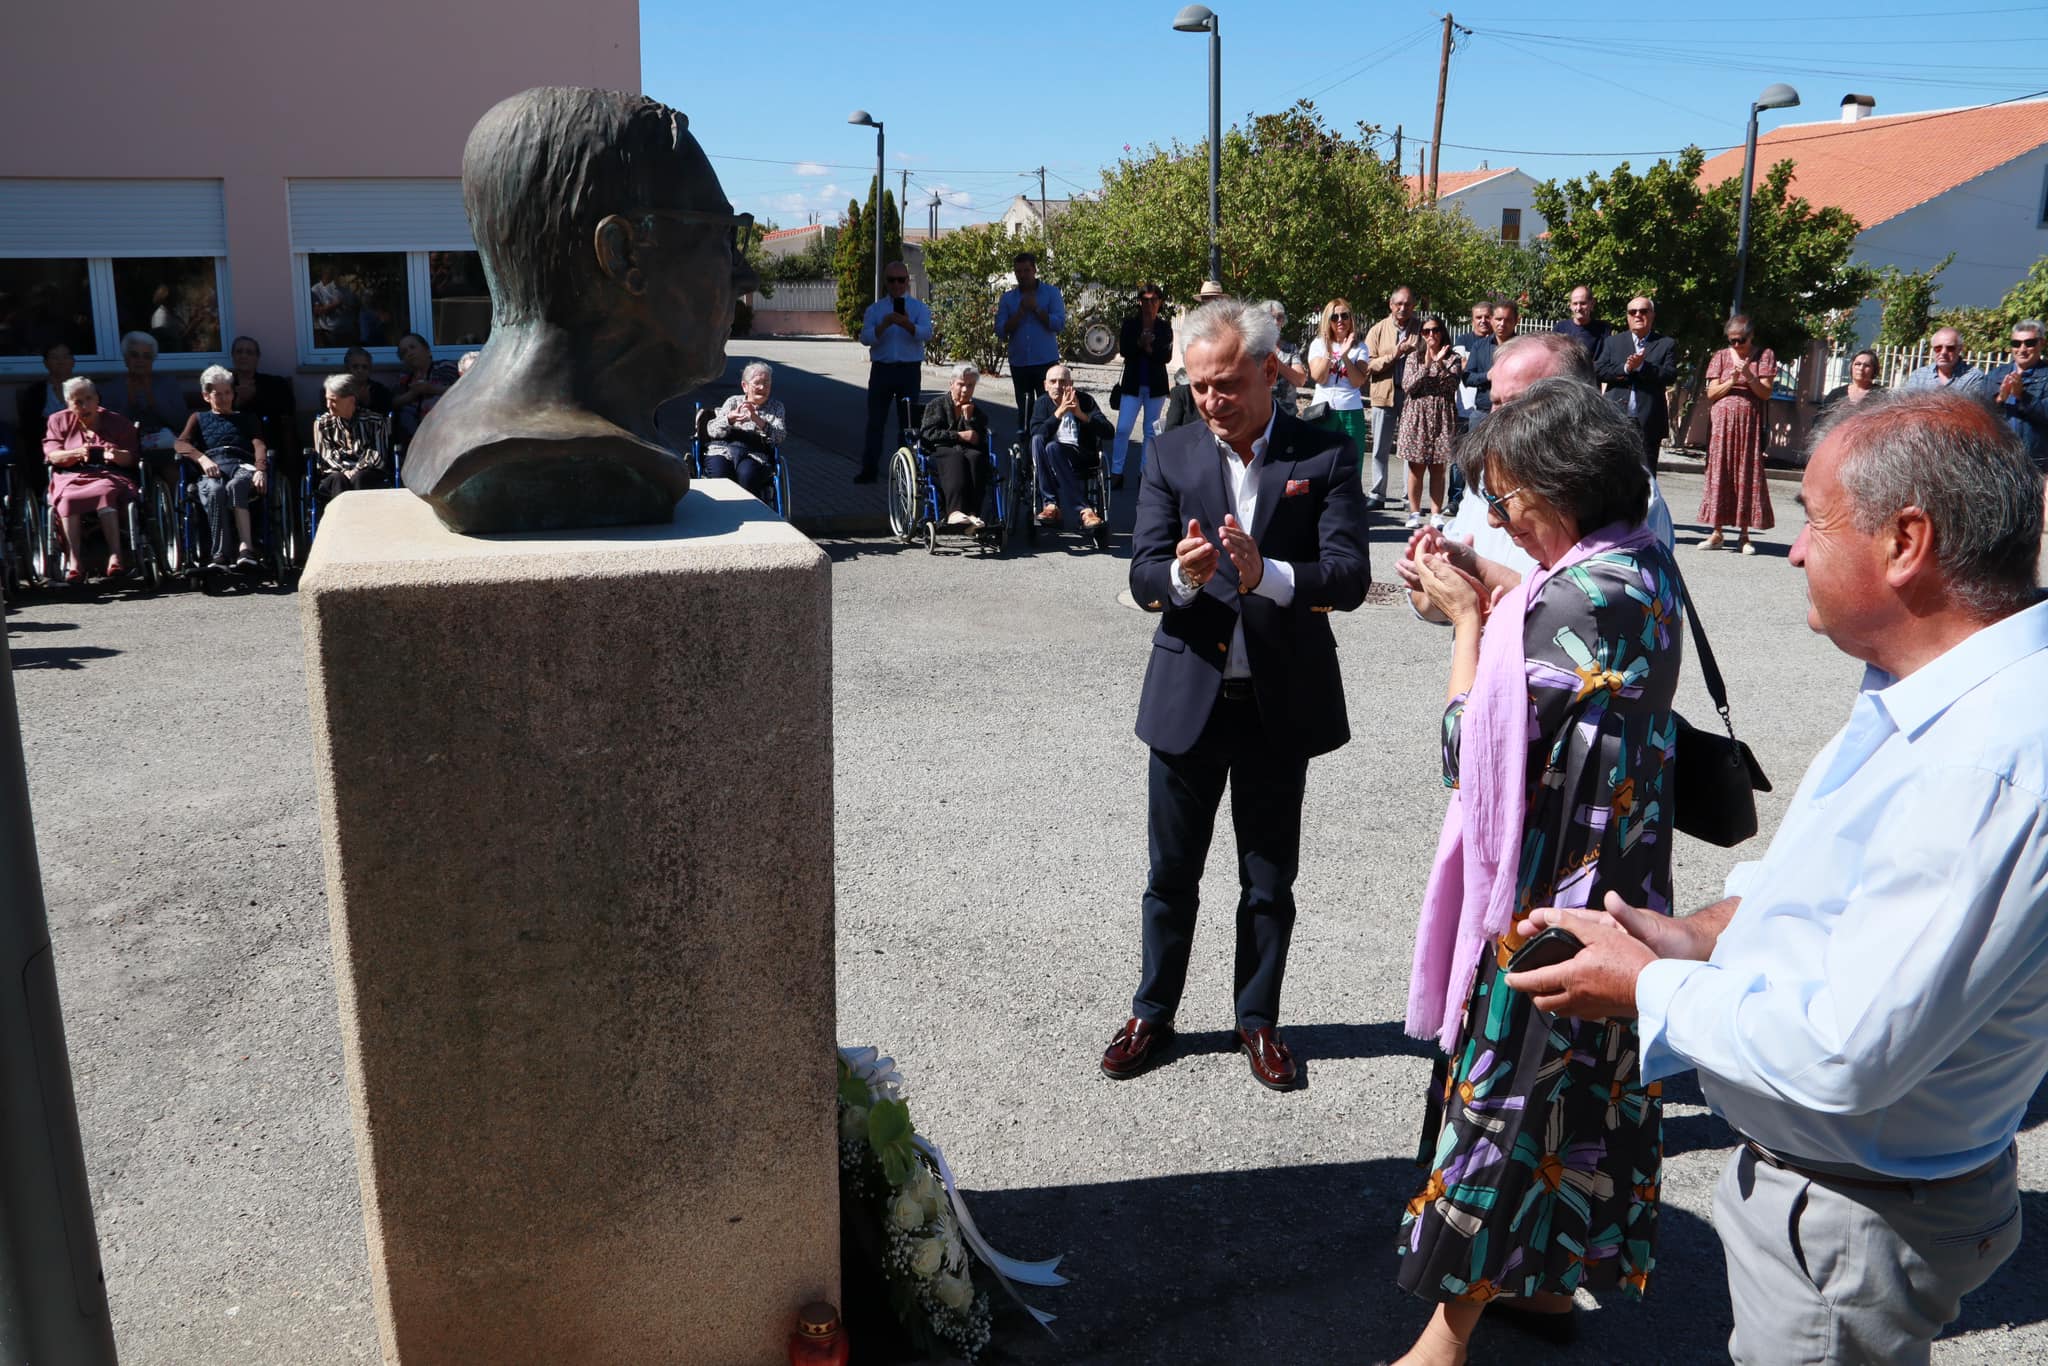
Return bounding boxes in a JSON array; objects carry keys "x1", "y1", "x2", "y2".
[
  {"x1": 1172, "y1": 5, "x2": 1222, "y2": 291},
  {"x1": 1731, "y1": 82, "x2": 1800, "y2": 318},
  {"x1": 848, "y1": 110, "x2": 885, "y2": 304}
]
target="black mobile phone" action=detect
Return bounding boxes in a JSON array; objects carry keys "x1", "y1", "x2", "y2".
[
  {"x1": 893, "y1": 296, "x2": 906, "y2": 315},
  {"x1": 1506, "y1": 927, "x2": 1583, "y2": 974}
]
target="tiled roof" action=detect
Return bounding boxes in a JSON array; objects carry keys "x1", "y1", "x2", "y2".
[
  {"x1": 762, "y1": 225, "x2": 823, "y2": 241},
  {"x1": 1696, "y1": 99, "x2": 2048, "y2": 229},
  {"x1": 1403, "y1": 167, "x2": 1517, "y2": 201}
]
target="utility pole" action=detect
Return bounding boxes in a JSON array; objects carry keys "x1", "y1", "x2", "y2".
[
  {"x1": 1428, "y1": 12, "x2": 1453, "y2": 202},
  {"x1": 1392, "y1": 123, "x2": 1403, "y2": 177},
  {"x1": 928, "y1": 191, "x2": 940, "y2": 241},
  {"x1": 1026, "y1": 165, "x2": 1050, "y2": 256},
  {"x1": 899, "y1": 167, "x2": 909, "y2": 223}
]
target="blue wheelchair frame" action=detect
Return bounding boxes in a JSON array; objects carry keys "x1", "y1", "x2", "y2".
[
  {"x1": 302, "y1": 439, "x2": 403, "y2": 551},
  {"x1": 886, "y1": 395, "x2": 1008, "y2": 556},
  {"x1": 176, "y1": 447, "x2": 296, "y2": 585},
  {"x1": 690, "y1": 401, "x2": 791, "y2": 519},
  {"x1": 1009, "y1": 427, "x2": 1112, "y2": 551}
]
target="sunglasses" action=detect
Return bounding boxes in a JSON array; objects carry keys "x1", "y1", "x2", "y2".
[
  {"x1": 2012, "y1": 337, "x2": 2041, "y2": 347},
  {"x1": 1329, "y1": 312, "x2": 1352, "y2": 322},
  {"x1": 1627, "y1": 307, "x2": 1652, "y2": 316},
  {"x1": 1477, "y1": 480, "x2": 1524, "y2": 520},
  {"x1": 1421, "y1": 327, "x2": 1446, "y2": 336},
  {"x1": 885, "y1": 276, "x2": 909, "y2": 284}
]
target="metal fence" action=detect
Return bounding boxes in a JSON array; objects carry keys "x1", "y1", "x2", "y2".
[
  {"x1": 755, "y1": 279, "x2": 837, "y2": 313},
  {"x1": 1813, "y1": 339, "x2": 2015, "y2": 393}
]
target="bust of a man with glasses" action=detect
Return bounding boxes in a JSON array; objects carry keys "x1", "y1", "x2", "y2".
[{"x1": 402, "y1": 87, "x2": 757, "y2": 534}]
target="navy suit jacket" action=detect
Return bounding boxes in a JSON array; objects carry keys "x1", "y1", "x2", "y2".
[
  {"x1": 1595, "y1": 330, "x2": 1680, "y2": 442},
  {"x1": 1129, "y1": 408, "x2": 1370, "y2": 760}
]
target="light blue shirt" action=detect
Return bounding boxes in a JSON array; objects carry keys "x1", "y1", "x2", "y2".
[
  {"x1": 995, "y1": 283, "x2": 1066, "y2": 368},
  {"x1": 1898, "y1": 361, "x2": 1991, "y2": 401},
  {"x1": 1637, "y1": 597, "x2": 2048, "y2": 1178},
  {"x1": 859, "y1": 294, "x2": 933, "y2": 364}
]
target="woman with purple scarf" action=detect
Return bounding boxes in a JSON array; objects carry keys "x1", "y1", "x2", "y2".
[{"x1": 1392, "y1": 378, "x2": 1683, "y2": 1366}]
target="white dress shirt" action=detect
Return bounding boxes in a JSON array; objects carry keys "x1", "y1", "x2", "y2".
[
  {"x1": 1169, "y1": 409, "x2": 1295, "y2": 679},
  {"x1": 1637, "y1": 597, "x2": 2048, "y2": 1178}
]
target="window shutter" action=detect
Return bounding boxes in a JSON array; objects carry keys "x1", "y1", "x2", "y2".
[
  {"x1": 288, "y1": 179, "x2": 475, "y2": 253},
  {"x1": 0, "y1": 179, "x2": 226, "y2": 257}
]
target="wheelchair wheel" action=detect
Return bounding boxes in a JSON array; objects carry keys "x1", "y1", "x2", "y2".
[
  {"x1": 773, "y1": 457, "x2": 793, "y2": 521},
  {"x1": 8, "y1": 494, "x2": 39, "y2": 590},
  {"x1": 886, "y1": 447, "x2": 918, "y2": 542},
  {"x1": 1003, "y1": 443, "x2": 1031, "y2": 546},
  {"x1": 146, "y1": 478, "x2": 183, "y2": 582},
  {"x1": 923, "y1": 521, "x2": 937, "y2": 554},
  {"x1": 267, "y1": 481, "x2": 297, "y2": 581}
]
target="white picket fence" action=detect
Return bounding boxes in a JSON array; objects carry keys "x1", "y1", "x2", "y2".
[
  {"x1": 1813, "y1": 339, "x2": 2014, "y2": 393},
  {"x1": 755, "y1": 279, "x2": 837, "y2": 312}
]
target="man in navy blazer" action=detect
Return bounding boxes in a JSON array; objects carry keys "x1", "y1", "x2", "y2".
[
  {"x1": 1596, "y1": 295, "x2": 1680, "y2": 473},
  {"x1": 1101, "y1": 297, "x2": 1370, "y2": 1092}
]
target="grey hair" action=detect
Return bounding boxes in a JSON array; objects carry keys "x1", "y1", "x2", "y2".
[
  {"x1": 2015, "y1": 319, "x2": 2045, "y2": 340},
  {"x1": 1257, "y1": 298, "x2": 1286, "y2": 323},
  {"x1": 60, "y1": 376, "x2": 97, "y2": 401},
  {"x1": 1727, "y1": 313, "x2": 1756, "y2": 341},
  {"x1": 1813, "y1": 391, "x2": 2042, "y2": 619},
  {"x1": 322, "y1": 372, "x2": 358, "y2": 399},
  {"x1": 1491, "y1": 332, "x2": 1596, "y2": 386},
  {"x1": 199, "y1": 364, "x2": 234, "y2": 392},
  {"x1": 951, "y1": 362, "x2": 980, "y2": 381},
  {"x1": 740, "y1": 360, "x2": 773, "y2": 386},
  {"x1": 1460, "y1": 376, "x2": 1650, "y2": 530},
  {"x1": 120, "y1": 330, "x2": 158, "y2": 357},
  {"x1": 1181, "y1": 297, "x2": 1279, "y2": 361}
]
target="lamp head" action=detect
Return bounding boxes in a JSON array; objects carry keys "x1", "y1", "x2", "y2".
[
  {"x1": 848, "y1": 110, "x2": 880, "y2": 129},
  {"x1": 1754, "y1": 83, "x2": 1800, "y2": 112},
  {"x1": 1172, "y1": 4, "x2": 1217, "y2": 32}
]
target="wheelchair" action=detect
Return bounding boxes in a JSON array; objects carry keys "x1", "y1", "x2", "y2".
[
  {"x1": 885, "y1": 396, "x2": 1008, "y2": 555},
  {"x1": 302, "y1": 443, "x2": 403, "y2": 551},
  {"x1": 15, "y1": 458, "x2": 174, "y2": 594},
  {"x1": 175, "y1": 448, "x2": 297, "y2": 587},
  {"x1": 1004, "y1": 427, "x2": 1112, "y2": 552},
  {"x1": 689, "y1": 402, "x2": 791, "y2": 519}
]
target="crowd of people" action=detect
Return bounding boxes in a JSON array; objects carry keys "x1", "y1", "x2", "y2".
[{"x1": 1085, "y1": 291, "x2": 2048, "y2": 1366}]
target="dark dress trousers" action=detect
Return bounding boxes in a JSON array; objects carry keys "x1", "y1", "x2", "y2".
[
  {"x1": 1126, "y1": 408, "x2": 1370, "y2": 1031},
  {"x1": 1596, "y1": 330, "x2": 1679, "y2": 469},
  {"x1": 1028, "y1": 391, "x2": 1115, "y2": 523}
]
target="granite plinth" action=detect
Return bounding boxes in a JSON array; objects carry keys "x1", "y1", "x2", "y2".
[{"x1": 299, "y1": 483, "x2": 836, "y2": 1364}]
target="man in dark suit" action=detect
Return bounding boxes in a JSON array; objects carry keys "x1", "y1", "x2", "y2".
[
  {"x1": 1597, "y1": 295, "x2": 1679, "y2": 473},
  {"x1": 1028, "y1": 363, "x2": 1114, "y2": 540},
  {"x1": 1101, "y1": 298, "x2": 1370, "y2": 1092}
]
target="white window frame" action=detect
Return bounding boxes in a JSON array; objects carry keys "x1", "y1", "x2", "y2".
[
  {"x1": 0, "y1": 255, "x2": 232, "y2": 380},
  {"x1": 291, "y1": 250, "x2": 484, "y2": 369}
]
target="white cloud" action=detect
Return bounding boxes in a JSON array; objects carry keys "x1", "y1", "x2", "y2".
[
  {"x1": 793, "y1": 161, "x2": 829, "y2": 177},
  {"x1": 818, "y1": 184, "x2": 840, "y2": 201},
  {"x1": 762, "y1": 193, "x2": 809, "y2": 216}
]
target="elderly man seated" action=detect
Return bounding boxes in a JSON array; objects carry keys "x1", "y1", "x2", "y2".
[
  {"x1": 42, "y1": 378, "x2": 143, "y2": 581},
  {"x1": 1028, "y1": 363, "x2": 1114, "y2": 536},
  {"x1": 312, "y1": 373, "x2": 393, "y2": 511}
]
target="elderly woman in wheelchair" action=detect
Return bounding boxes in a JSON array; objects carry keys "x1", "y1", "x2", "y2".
[
  {"x1": 174, "y1": 365, "x2": 271, "y2": 571},
  {"x1": 701, "y1": 360, "x2": 787, "y2": 504},
  {"x1": 42, "y1": 377, "x2": 143, "y2": 582},
  {"x1": 919, "y1": 363, "x2": 993, "y2": 529}
]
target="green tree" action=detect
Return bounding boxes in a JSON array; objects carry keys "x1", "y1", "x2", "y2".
[
  {"x1": 1053, "y1": 102, "x2": 1517, "y2": 331},
  {"x1": 1933, "y1": 254, "x2": 2048, "y2": 352},
  {"x1": 1869, "y1": 255, "x2": 1953, "y2": 349},
  {"x1": 921, "y1": 224, "x2": 1099, "y2": 374},
  {"x1": 1531, "y1": 148, "x2": 1867, "y2": 371},
  {"x1": 832, "y1": 180, "x2": 904, "y2": 339}
]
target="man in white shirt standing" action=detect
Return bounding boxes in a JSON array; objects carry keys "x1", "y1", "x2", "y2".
[
  {"x1": 1509, "y1": 390, "x2": 2048, "y2": 1365},
  {"x1": 856, "y1": 262, "x2": 932, "y2": 483}
]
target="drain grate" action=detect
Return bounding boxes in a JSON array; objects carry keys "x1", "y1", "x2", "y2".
[{"x1": 1364, "y1": 582, "x2": 1406, "y2": 606}]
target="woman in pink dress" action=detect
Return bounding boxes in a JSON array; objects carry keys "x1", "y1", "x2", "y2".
[{"x1": 1697, "y1": 314, "x2": 1775, "y2": 554}]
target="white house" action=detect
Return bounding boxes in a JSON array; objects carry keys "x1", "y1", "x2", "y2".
[
  {"x1": 1698, "y1": 96, "x2": 2048, "y2": 337},
  {"x1": 1404, "y1": 167, "x2": 1549, "y2": 245}
]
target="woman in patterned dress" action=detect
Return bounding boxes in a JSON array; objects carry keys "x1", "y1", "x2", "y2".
[
  {"x1": 1399, "y1": 318, "x2": 1464, "y2": 530},
  {"x1": 1394, "y1": 378, "x2": 1683, "y2": 1366},
  {"x1": 1698, "y1": 314, "x2": 1776, "y2": 554}
]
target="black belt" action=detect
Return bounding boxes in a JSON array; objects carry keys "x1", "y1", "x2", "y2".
[
  {"x1": 1741, "y1": 1138, "x2": 2009, "y2": 1193},
  {"x1": 1220, "y1": 678, "x2": 1254, "y2": 701}
]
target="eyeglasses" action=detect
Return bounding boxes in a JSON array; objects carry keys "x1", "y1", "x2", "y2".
[
  {"x1": 1626, "y1": 307, "x2": 1653, "y2": 316},
  {"x1": 885, "y1": 275, "x2": 909, "y2": 284},
  {"x1": 1931, "y1": 343, "x2": 1960, "y2": 351},
  {"x1": 2011, "y1": 337, "x2": 2041, "y2": 347},
  {"x1": 1328, "y1": 312, "x2": 1352, "y2": 322},
  {"x1": 1421, "y1": 327, "x2": 1445, "y2": 336},
  {"x1": 638, "y1": 207, "x2": 754, "y2": 252},
  {"x1": 1477, "y1": 480, "x2": 1524, "y2": 519}
]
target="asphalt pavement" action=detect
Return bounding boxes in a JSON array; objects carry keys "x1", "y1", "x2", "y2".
[{"x1": 9, "y1": 456, "x2": 2047, "y2": 1363}]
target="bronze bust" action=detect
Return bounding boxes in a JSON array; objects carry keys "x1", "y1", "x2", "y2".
[{"x1": 403, "y1": 87, "x2": 758, "y2": 534}]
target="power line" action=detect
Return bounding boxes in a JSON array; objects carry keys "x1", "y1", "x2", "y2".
[{"x1": 1513, "y1": 2, "x2": 2048, "y2": 22}]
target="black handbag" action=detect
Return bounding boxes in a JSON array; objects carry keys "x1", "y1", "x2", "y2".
[
  {"x1": 1109, "y1": 382, "x2": 1124, "y2": 411},
  {"x1": 1669, "y1": 563, "x2": 1772, "y2": 846}
]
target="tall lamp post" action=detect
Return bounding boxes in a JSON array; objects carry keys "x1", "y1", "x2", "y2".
[
  {"x1": 1172, "y1": 5, "x2": 1222, "y2": 291},
  {"x1": 1731, "y1": 82, "x2": 1800, "y2": 318},
  {"x1": 848, "y1": 110, "x2": 885, "y2": 304}
]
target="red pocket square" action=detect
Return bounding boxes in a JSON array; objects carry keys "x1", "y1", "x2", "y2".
[{"x1": 1284, "y1": 479, "x2": 1311, "y2": 498}]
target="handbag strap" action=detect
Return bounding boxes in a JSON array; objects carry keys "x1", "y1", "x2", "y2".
[{"x1": 1667, "y1": 557, "x2": 1741, "y2": 742}]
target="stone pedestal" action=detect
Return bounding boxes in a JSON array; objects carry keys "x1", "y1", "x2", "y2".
[{"x1": 300, "y1": 484, "x2": 837, "y2": 1364}]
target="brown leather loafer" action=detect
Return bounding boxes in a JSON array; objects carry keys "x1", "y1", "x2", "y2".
[
  {"x1": 1238, "y1": 1026, "x2": 1298, "y2": 1091},
  {"x1": 1101, "y1": 1017, "x2": 1173, "y2": 1079}
]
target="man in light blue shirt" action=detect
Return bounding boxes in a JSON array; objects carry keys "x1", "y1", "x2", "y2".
[
  {"x1": 993, "y1": 251, "x2": 1065, "y2": 440},
  {"x1": 1508, "y1": 390, "x2": 2047, "y2": 1365},
  {"x1": 856, "y1": 262, "x2": 932, "y2": 483},
  {"x1": 1898, "y1": 326, "x2": 1993, "y2": 402}
]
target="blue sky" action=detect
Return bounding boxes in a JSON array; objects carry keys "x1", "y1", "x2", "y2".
[{"x1": 643, "y1": 1, "x2": 2048, "y2": 231}]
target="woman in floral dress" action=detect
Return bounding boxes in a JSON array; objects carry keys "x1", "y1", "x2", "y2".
[
  {"x1": 1395, "y1": 378, "x2": 1683, "y2": 1366},
  {"x1": 1698, "y1": 314, "x2": 1776, "y2": 554},
  {"x1": 1399, "y1": 318, "x2": 1464, "y2": 530}
]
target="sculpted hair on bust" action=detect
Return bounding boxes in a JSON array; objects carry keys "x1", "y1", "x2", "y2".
[{"x1": 462, "y1": 87, "x2": 724, "y2": 326}]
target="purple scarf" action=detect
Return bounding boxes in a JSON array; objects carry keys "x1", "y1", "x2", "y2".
[{"x1": 1405, "y1": 521, "x2": 1657, "y2": 1051}]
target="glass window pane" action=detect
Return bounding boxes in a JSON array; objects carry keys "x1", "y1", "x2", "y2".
[
  {"x1": 0, "y1": 259, "x2": 95, "y2": 357},
  {"x1": 1500, "y1": 208, "x2": 1522, "y2": 245},
  {"x1": 308, "y1": 251, "x2": 410, "y2": 349},
  {"x1": 428, "y1": 250, "x2": 491, "y2": 347},
  {"x1": 111, "y1": 257, "x2": 221, "y2": 353}
]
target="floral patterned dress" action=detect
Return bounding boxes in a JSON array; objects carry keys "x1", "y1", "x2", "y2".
[
  {"x1": 1397, "y1": 542, "x2": 1683, "y2": 1307},
  {"x1": 1699, "y1": 346, "x2": 1777, "y2": 531},
  {"x1": 1398, "y1": 350, "x2": 1462, "y2": 466}
]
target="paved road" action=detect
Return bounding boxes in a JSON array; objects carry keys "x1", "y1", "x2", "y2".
[{"x1": 9, "y1": 470, "x2": 2046, "y2": 1363}]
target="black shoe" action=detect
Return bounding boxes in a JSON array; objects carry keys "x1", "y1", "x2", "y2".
[
  {"x1": 1363, "y1": 496, "x2": 1386, "y2": 511},
  {"x1": 852, "y1": 468, "x2": 878, "y2": 484}
]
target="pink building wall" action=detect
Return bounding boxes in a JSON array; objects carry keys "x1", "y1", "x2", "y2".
[{"x1": 1, "y1": 0, "x2": 638, "y2": 411}]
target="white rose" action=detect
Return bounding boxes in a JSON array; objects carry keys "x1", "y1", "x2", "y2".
[
  {"x1": 934, "y1": 1273, "x2": 973, "y2": 1312},
  {"x1": 890, "y1": 1191, "x2": 925, "y2": 1231},
  {"x1": 910, "y1": 1237, "x2": 943, "y2": 1279},
  {"x1": 839, "y1": 1107, "x2": 868, "y2": 1142}
]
